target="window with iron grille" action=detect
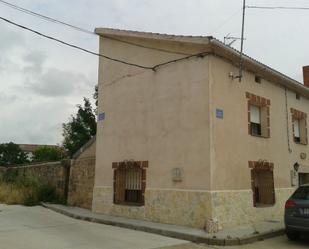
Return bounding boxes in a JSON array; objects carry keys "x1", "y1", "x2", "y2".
[
  {"x1": 113, "y1": 161, "x2": 147, "y2": 206},
  {"x1": 249, "y1": 161, "x2": 275, "y2": 207}
]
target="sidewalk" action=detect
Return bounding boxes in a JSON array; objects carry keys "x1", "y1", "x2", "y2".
[{"x1": 42, "y1": 203, "x2": 285, "y2": 246}]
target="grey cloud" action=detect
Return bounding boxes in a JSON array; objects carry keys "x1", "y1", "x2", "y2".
[
  {"x1": 0, "y1": 93, "x2": 18, "y2": 103},
  {"x1": 26, "y1": 68, "x2": 88, "y2": 97},
  {"x1": 0, "y1": 24, "x2": 25, "y2": 73},
  {"x1": 23, "y1": 50, "x2": 47, "y2": 74},
  {"x1": 0, "y1": 24, "x2": 25, "y2": 52}
]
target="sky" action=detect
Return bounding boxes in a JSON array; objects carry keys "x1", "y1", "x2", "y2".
[{"x1": 0, "y1": 0, "x2": 308, "y2": 145}]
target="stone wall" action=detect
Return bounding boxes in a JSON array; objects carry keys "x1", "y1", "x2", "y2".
[
  {"x1": 67, "y1": 138, "x2": 96, "y2": 209},
  {"x1": 0, "y1": 161, "x2": 70, "y2": 198},
  {"x1": 92, "y1": 187, "x2": 294, "y2": 229},
  {"x1": 92, "y1": 187, "x2": 212, "y2": 228},
  {"x1": 211, "y1": 188, "x2": 294, "y2": 229}
]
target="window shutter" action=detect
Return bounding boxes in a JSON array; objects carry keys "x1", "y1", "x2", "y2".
[
  {"x1": 250, "y1": 105, "x2": 261, "y2": 124},
  {"x1": 294, "y1": 119, "x2": 300, "y2": 138}
]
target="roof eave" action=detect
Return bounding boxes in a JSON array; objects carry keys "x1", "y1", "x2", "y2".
[{"x1": 95, "y1": 27, "x2": 212, "y2": 46}]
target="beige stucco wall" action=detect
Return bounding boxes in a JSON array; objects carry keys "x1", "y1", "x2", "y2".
[
  {"x1": 207, "y1": 55, "x2": 309, "y2": 227},
  {"x1": 209, "y1": 55, "x2": 309, "y2": 191},
  {"x1": 93, "y1": 33, "x2": 309, "y2": 229},
  {"x1": 95, "y1": 36, "x2": 212, "y2": 191}
]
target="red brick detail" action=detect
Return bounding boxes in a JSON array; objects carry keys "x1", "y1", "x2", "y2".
[
  {"x1": 303, "y1": 66, "x2": 309, "y2": 88},
  {"x1": 112, "y1": 160, "x2": 148, "y2": 169},
  {"x1": 248, "y1": 160, "x2": 274, "y2": 171}
]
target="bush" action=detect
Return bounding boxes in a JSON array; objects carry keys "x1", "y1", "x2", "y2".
[{"x1": 32, "y1": 146, "x2": 66, "y2": 163}]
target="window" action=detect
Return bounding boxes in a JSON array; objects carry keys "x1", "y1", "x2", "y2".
[
  {"x1": 249, "y1": 161, "x2": 275, "y2": 207},
  {"x1": 250, "y1": 105, "x2": 261, "y2": 136},
  {"x1": 113, "y1": 161, "x2": 147, "y2": 206},
  {"x1": 246, "y1": 93, "x2": 270, "y2": 138},
  {"x1": 255, "y1": 76, "x2": 262, "y2": 83},
  {"x1": 296, "y1": 93, "x2": 300, "y2": 100},
  {"x1": 291, "y1": 108, "x2": 308, "y2": 145},
  {"x1": 294, "y1": 119, "x2": 301, "y2": 143}
]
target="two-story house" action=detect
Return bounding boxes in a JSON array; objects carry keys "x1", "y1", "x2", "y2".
[{"x1": 92, "y1": 28, "x2": 309, "y2": 231}]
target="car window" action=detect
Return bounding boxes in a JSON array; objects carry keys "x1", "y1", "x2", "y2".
[{"x1": 292, "y1": 186, "x2": 309, "y2": 200}]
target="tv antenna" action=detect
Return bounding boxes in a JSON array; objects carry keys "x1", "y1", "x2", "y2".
[{"x1": 224, "y1": 33, "x2": 245, "y2": 47}]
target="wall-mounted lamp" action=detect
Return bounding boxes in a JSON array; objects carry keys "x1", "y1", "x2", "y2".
[
  {"x1": 228, "y1": 72, "x2": 235, "y2": 80},
  {"x1": 294, "y1": 162, "x2": 300, "y2": 172}
]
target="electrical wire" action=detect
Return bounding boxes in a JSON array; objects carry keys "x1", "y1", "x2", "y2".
[
  {"x1": 0, "y1": 16, "x2": 153, "y2": 70},
  {"x1": 0, "y1": 16, "x2": 209, "y2": 71},
  {"x1": 0, "y1": 0, "x2": 95, "y2": 35},
  {"x1": 211, "y1": 8, "x2": 242, "y2": 34},
  {"x1": 99, "y1": 35, "x2": 190, "y2": 56},
  {"x1": 246, "y1": 5, "x2": 309, "y2": 11},
  {"x1": 0, "y1": 0, "x2": 205, "y2": 56}
]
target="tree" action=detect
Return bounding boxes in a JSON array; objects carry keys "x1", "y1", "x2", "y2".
[
  {"x1": 0, "y1": 142, "x2": 29, "y2": 166},
  {"x1": 62, "y1": 98, "x2": 96, "y2": 158},
  {"x1": 93, "y1": 84, "x2": 98, "y2": 114},
  {"x1": 32, "y1": 146, "x2": 66, "y2": 162}
]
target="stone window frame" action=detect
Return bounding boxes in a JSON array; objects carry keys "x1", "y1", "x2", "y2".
[
  {"x1": 112, "y1": 161, "x2": 148, "y2": 206},
  {"x1": 291, "y1": 108, "x2": 308, "y2": 145},
  {"x1": 249, "y1": 160, "x2": 276, "y2": 207},
  {"x1": 246, "y1": 92, "x2": 271, "y2": 138}
]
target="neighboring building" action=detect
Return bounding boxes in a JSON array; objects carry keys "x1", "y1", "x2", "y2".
[
  {"x1": 93, "y1": 28, "x2": 309, "y2": 231},
  {"x1": 18, "y1": 144, "x2": 59, "y2": 160}
]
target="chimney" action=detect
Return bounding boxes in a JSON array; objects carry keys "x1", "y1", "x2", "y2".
[{"x1": 303, "y1": 66, "x2": 309, "y2": 87}]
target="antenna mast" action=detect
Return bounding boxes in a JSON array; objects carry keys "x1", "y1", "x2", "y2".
[{"x1": 238, "y1": 0, "x2": 246, "y2": 82}]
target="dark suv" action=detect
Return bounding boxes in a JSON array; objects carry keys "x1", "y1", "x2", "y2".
[{"x1": 285, "y1": 184, "x2": 309, "y2": 240}]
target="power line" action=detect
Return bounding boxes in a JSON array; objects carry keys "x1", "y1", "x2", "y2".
[
  {"x1": 0, "y1": 16, "x2": 209, "y2": 71},
  {"x1": 247, "y1": 5, "x2": 309, "y2": 10},
  {"x1": 0, "y1": 0, "x2": 194, "y2": 55},
  {"x1": 100, "y1": 35, "x2": 190, "y2": 56},
  {"x1": 0, "y1": 16, "x2": 153, "y2": 70},
  {"x1": 0, "y1": 0, "x2": 95, "y2": 35},
  {"x1": 211, "y1": 8, "x2": 242, "y2": 34}
]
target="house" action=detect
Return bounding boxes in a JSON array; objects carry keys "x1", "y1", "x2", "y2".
[{"x1": 92, "y1": 28, "x2": 309, "y2": 231}]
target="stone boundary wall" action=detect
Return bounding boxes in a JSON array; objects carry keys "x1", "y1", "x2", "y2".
[
  {"x1": 67, "y1": 138, "x2": 96, "y2": 209},
  {"x1": 0, "y1": 138, "x2": 96, "y2": 208},
  {"x1": 0, "y1": 161, "x2": 70, "y2": 198}
]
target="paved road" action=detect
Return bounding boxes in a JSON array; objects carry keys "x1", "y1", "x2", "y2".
[
  {"x1": 0, "y1": 204, "x2": 186, "y2": 249},
  {"x1": 0, "y1": 204, "x2": 307, "y2": 249}
]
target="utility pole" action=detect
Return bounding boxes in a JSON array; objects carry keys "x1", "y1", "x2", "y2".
[{"x1": 238, "y1": 0, "x2": 246, "y2": 82}]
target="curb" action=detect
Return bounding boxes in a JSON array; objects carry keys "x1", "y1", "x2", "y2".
[{"x1": 42, "y1": 203, "x2": 285, "y2": 246}]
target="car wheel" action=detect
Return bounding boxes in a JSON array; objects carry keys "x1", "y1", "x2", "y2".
[{"x1": 286, "y1": 230, "x2": 299, "y2": 240}]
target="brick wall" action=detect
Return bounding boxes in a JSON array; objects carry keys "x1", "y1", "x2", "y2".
[{"x1": 67, "y1": 137, "x2": 96, "y2": 209}]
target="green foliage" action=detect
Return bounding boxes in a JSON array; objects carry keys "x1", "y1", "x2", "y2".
[
  {"x1": 0, "y1": 142, "x2": 28, "y2": 166},
  {"x1": 32, "y1": 146, "x2": 66, "y2": 162},
  {"x1": 93, "y1": 84, "x2": 98, "y2": 114},
  {"x1": 62, "y1": 98, "x2": 96, "y2": 158}
]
